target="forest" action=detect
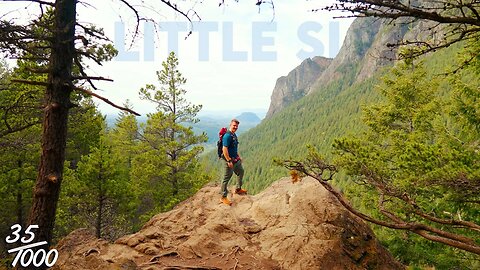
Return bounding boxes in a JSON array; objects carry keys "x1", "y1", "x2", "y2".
[
  {"x1": 0, "y1": 47, "x2": 213, "y2": 264},
  {"x1": 0, "y1": 0, "x2": 479, "y2": 269}
]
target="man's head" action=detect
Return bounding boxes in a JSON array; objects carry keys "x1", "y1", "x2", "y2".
[{"x1": 229, "y1": 119, "x2": 240, "y2": 133}]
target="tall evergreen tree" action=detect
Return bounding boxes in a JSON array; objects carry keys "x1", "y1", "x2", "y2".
[
  {"x1": 107, "y1": 106, "x2": 142, "y2": 229},
  {"x1": 136, "y1": 51, "x2": 208, "y2": 215},
  {"x1": 58, "y1": 130, "x2": 136, "y2": 240},
  {"x1": 109, "y1": 101, "x2": 140, "y2": 175}
]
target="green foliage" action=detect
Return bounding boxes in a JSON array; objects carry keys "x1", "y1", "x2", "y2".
[
  {"x1": 0, "y1": 126, "x2": 40, "y2": 262},
  {"x1": 232, "y1": 60, "x2": 379, "y2": 193},
  {"x1": 362, "y1": 61, "x2": 440, "y2": 135},
  {"x1": 108, "y1": 102, "x2": 140, "y2": 180},
  {"x1": 0, "y1": 60, "x2": 43, "y2": 138},
  {"x1": 66, "y1": 96, "x2": 105, "y2": 168},
  {"x1": 54, "y1": 53, "x2": 214, "y2": 241},
  {"x1": 57, "y1": 120, "x2": 138, "y2": 241},
  {"x1": 334, "y1": 52, "x2": 480, "y2": 266},
  {"x1": 224, "y1": 40, "x2": 479, "y2": 267},
  {"x1": 0, "y1": 60, "x2": 43, "y2": 263},
  {"x1": 0, "y1": 7, "x2": 213, "y2": 265},
  {"x1": 0, "y1": 60, "x2": 109, "y2": 260},
  {"x1": 133, "y1": 51, "x2": 210, "y2": 223},
  {"x1": 139, "y1": 51, "x2": 202, "y2": 123},
  {"x1": 451, "y1": 41, "x2": 480, "y2": 134}
]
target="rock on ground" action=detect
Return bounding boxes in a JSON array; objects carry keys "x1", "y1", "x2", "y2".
[{"x1": 52, "y1": 177, "x2": 404, "y2": 270}]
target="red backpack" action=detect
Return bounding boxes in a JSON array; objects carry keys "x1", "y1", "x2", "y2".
[{"x1": 217, "y1": 127, "x2": 228, "y2": 158}]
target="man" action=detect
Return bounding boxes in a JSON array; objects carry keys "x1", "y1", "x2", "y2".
[{"x1": 221, "y1": 119, "x2": 247, "y2": 205}]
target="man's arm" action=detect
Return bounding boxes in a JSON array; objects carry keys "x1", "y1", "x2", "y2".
[
  {"x1": 222, "y1": 146, "x2": 231, "y2": 161},
  {"x1": 223, "y1": 146, "x2": 233, "y2": 168}
]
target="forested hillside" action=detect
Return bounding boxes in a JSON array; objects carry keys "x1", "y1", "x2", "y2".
[
  {"x1": 229, "y1": 17, "x2": 479, "y2": 269},
  {"x1": 235, "y1": 16, "x2": 394, "y2": 192},
  {"x1": 232, "y1": 16, "x2": 461, "y2": 190}
]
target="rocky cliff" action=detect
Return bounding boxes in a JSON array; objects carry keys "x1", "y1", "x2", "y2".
[
  {"x1": 52, "y1": 177, "x2": 403, "y2": 270},
  {"x1": 266, "y1": 16, "x2": 436, "y2": 118},
  {"x1": 311, "y1": 16, "x2": 440, "y2": 92},
  {"x1": 266, "y1": 56, "x2": 331, "y2": 118}
]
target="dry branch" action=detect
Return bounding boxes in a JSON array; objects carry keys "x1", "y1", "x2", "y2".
[
  {"x1": 323, "y1": 0, "x2": 480, "y2": 59},
  {"x1": 280, "y1": 157, "x2": 480, "y2": 255},
  {"x1": 74, "y1": 86, "x2": 140, "y2": 116}
]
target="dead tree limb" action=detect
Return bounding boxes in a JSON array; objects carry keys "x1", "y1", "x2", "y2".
[{"x1": 279, "y1": 157, "x2": 480, "y2": 255}]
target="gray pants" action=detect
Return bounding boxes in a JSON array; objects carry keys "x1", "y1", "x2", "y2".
[{"x1": 221, "y1": 160, "x2": 244, "y2": 197}]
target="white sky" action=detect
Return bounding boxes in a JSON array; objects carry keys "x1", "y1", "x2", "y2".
[{"x1": 1, "y1": 1, "x2": 354, "y2": 117}]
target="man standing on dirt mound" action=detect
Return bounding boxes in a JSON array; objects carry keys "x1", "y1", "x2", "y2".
[{"x1": 221, "y1": 119, "x2": 247, "y2": 205}]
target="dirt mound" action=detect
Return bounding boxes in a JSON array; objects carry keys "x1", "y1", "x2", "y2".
[{"x1": 52, "y1": 177, "x2": 403, "y2": 270}]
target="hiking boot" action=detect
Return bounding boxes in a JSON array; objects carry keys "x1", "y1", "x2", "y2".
[
  {"x1": 221, "y1": 197, "x2": 232, "y2": 206},
  {"x1": 235, "y1": 188, "x2": 247, "y2": 195}
]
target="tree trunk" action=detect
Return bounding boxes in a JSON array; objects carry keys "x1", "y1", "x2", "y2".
[
  {"x1": 96, "y1": 194, "x2": 103, "y2": 238},
  {"x1": 171, "y1": 172, "x2": 178, "y2": 196},
  {"x1": 96, "y1": 166, "x2": 105, "y2": 239},
  {"x1": 16, "y1": 159, "x2": 23, "y2": 227},
  {"x1": 27, "y1": 0, "x2": 76, "y2": 262}
]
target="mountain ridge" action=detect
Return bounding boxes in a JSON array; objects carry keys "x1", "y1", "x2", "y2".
[
  {"x1": 266, "y1": 56, "x2": 332, "y2": 118},
  {"x1": 265, "y1": 16, "x2": 434, "y2": 120}
]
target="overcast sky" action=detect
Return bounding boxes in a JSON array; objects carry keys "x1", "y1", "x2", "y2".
[{"x1": 1, "y1": 1, "x2": 354, "y2": 117}]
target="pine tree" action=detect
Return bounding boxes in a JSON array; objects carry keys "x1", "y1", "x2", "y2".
[
  {"x1": 136, "y1": 51, "x2": 208, "y2": 216},
  {"x1": 58, "y1": 131, "x2": 136, "y2": 240}
]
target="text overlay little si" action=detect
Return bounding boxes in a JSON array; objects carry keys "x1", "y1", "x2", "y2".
[{"x1": 114, "y1": 21, "x2": 341, "y2": 62}]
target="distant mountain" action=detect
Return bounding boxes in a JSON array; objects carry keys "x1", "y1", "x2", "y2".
[
  {"x1": 199, "y1": 109, "x2": 266, "y2": 120},
  {"x1": 105, "y1": 112, "x2": 262, "y2": 145},
  {"x1": 235, "y1": 112, "x2": 261, "y2": 123},
  {"x1": 191, "y1": 112, "x2": 261, "y2": 145},
  {"x1": 264, "y1": 17, "x2": 421, "y2": 120}
]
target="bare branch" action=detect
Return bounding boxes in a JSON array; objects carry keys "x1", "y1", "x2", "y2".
[
  {"x1": 325, "y1": 0, "x2": 480, "y2": 26},
  {"x1": 73, "y1": 86, "x2": 140, "y2": 116},
  {"x1": 322, "y1": 0, "x2": 480, "y2": 60},
  {"x1": 71, "y1": 76, "x2": 114, "y2": 82},
  {"x1": 414, "y1": 229, "x2": 480, "y2": 255},
  {"x1": 279, "y1": 157, "x2": 480, "y2": 255},
  {"x1": 73, "y1": 55, "x2": 98, "y2": 90},
  {"x1": 75, "y1": 24, "x2": 110, "y2": 42},
  {"x1": 0, "y1": 0, "x2": 54, "y2": 6}
]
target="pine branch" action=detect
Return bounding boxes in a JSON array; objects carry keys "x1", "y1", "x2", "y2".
[
  {"x1": 325, "y1": 0, "x2": 480, "y2": 26},
  {"x1": 73, "y1": 55, "x2": 98, "y2": 90},
  {"x1": 0, "y1": 121, "x2": 40, "y2": 138},
  {"x1": 10, "y1": 79, "x2": 49, "y2": 87}
]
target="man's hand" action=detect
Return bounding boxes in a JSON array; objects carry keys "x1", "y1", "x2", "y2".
[{"x1": 227, "y1": 161, "x2": 233, "y2": 168}]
